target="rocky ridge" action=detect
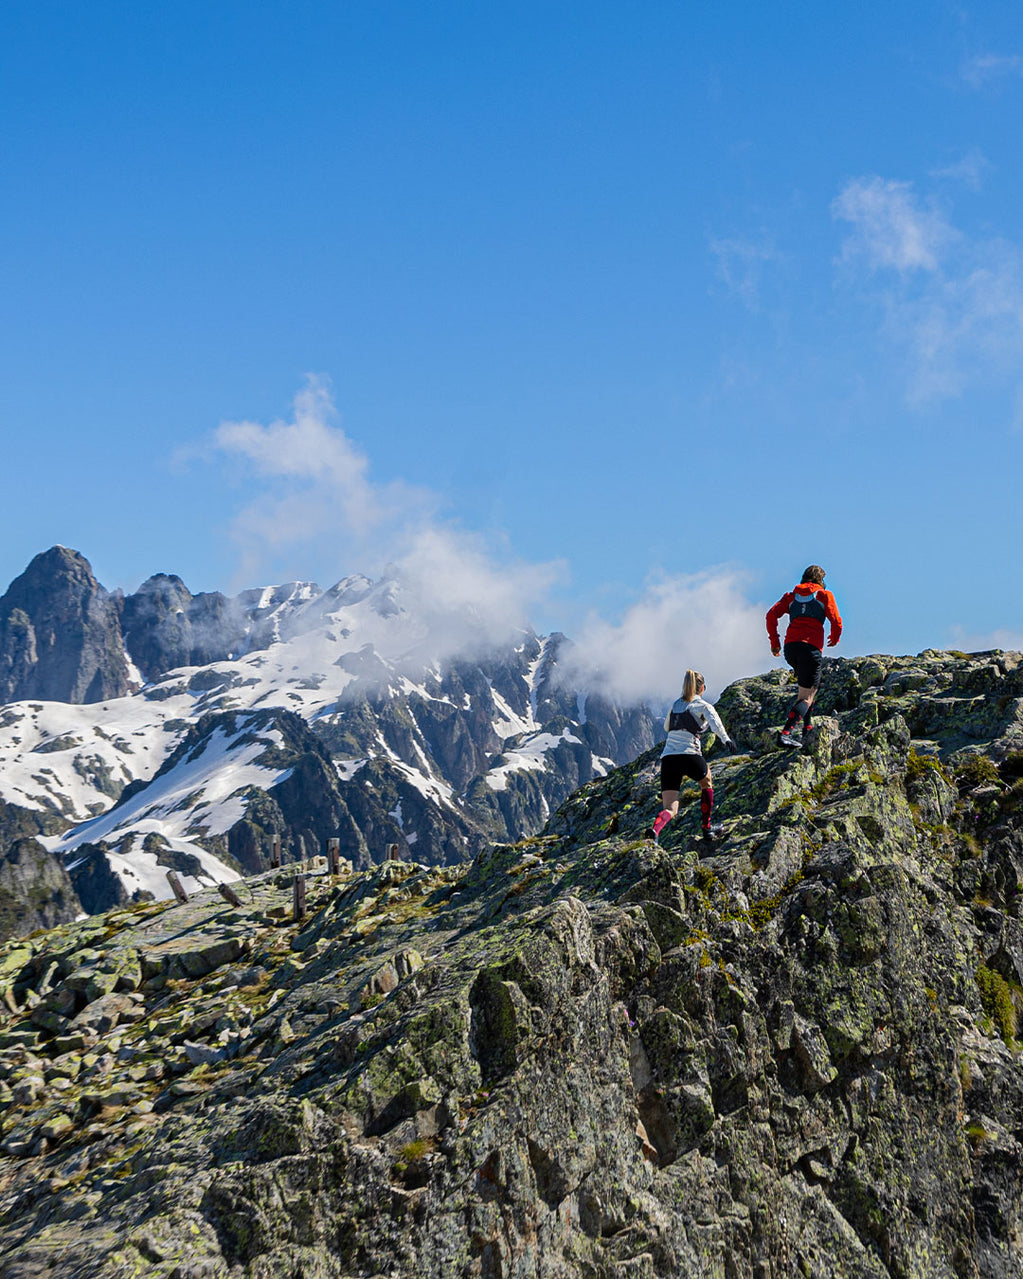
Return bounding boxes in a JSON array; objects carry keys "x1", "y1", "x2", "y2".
[{"x1": 0, "y1": 650, "x2": 1020, "y2": 1275}]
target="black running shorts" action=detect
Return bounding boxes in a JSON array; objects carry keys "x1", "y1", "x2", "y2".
[
  {"x1": 661, "y1": 753, "x2": 709, "y2": 790},
  {"x1": 784, "y1": 640, "x2": 823, "y2": 690}
]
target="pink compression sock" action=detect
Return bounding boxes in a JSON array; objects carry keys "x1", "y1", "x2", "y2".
[
  {"x1": 701, "y1": 787, "x2": 714, "y2": 829},
  {"x1": 652, "y1": 810, "x2": 673, "y2": 837}
]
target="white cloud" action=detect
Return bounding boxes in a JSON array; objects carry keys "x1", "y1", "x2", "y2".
[
  {"x1": 832, "y1": 177, "x2": 955, "y2": 274},
  {"x1": 388, "y1": 525, "x2": 564, "y2": 657},
  {"x1": 208, "y1": 376, "x2": 562, "y2": 658},
  {"x1": 947, "y1": 625, "x2": 1023, "y2": 653},
  {"x1": 961, "y1": 53, "x2": 1023, "y2": 89},
  {"x1": 556, "y1": 567, "x2": 767, "y2": 707},
  {"x1": 833, "y1": 176, "x2": 1023, "y2": 406},
  {"x1": 904, "y1": 245, "x2": 1023, "y2": 403},
  {"x1": 212, "y1": 376, "x2": 424, "y2": 567},
  {"x1": 930, "y1": 149, "x2": 991, "y2": 191},
  {"x1": 207, "y1": 384, "x2": 775, "y2": 699},
  {"x1": 709, "y1": 236, "x2": 781, "y2": 309}
]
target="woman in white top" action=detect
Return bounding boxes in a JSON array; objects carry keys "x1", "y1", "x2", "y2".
[{"x1": 646, "y1": 668, "x2": 735, "y2": 844}]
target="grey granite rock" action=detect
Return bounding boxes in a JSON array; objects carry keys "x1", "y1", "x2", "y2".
[
  {"x1": 0, "y1": 650, "x2": 1019, "y2": 1274},
  {"x1": 0, "y1": 547, "x2": 129, "y2": 704}
]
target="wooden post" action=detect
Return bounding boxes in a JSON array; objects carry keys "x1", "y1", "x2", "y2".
[
  {"x1": 270, "y1": 835, "x2": 281, "y2": 869},
  {"x1": 218, "y1": 882, "x2": 243, "y2": 908},
  {"x1": 297, "y1": 834, "x2": 307, "y2": 874},
  {"x1": 293, "y1": 873, "x2": 307, "y2": 921},
  {"x1": 387, "y1": 843, "x2": 400, "y2": 862},
  {"x1": 166, "y1": 871, "x2": 189, "y2": 904},
  {"x1": 327, "y1": 837, "x2": 340, "y2": 875}
]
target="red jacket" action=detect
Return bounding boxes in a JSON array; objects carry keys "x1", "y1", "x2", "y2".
[{"x1": 766, "y1": 582, "x2": 842, "y2": 652}]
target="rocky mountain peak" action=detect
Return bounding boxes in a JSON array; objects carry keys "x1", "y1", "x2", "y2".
[
  {"x1": 0, "y1": 546, "x2": 129, "y2": 704},
  {"x1": 9, "y1": 545, "x2": 91, "y2": 586},
  {"x1": 317, "y1": 573, "x2": 375, "y2": 612},
  {"x1": 121, "y1": 572, "x2": 242, "y2": 681}
]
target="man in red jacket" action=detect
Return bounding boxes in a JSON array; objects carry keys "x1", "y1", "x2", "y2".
[{"x1": 765, "y1": 565, "x2": 842, "y2": 748}]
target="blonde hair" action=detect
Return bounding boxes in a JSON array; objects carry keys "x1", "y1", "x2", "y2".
[{"x1": 682, "y1": 669, "x2": 704, "y2": 701}]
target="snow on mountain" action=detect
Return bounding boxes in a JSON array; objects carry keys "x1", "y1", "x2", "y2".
[
  {"x1": 0, "y1": 575, "x2": 413, "y2": 820},
  {"x1": 49, "y1": 721, "x2": 292, "y2": 865},
  {"x1": 484, "y1": 730, "x2": 586, "y2": 792},
  {"x1": 0, "y1": 694, "x2": 185, "y2": 820},
  {"x1": 0, "y1": 556, "x2": 658, "y2": 914}
]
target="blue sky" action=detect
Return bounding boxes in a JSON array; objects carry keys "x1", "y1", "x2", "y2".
[{"x1": 2, "y1": 1, "x2": 1022, "y2": 694}]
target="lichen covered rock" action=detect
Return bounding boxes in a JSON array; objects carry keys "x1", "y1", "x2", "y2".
[{"x1": 0, "y1": 650, "x2": 1020, "y2": 1276}]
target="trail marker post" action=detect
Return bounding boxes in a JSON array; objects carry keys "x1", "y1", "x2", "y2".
[
  {"x1": 270, "y1": 836, "x2": 281, "y2": 869},
  {"x1": 218, "y1": 882, "x2": 243, "y2": 909},
  {"x1": 293, "y1": 873, "x2": 307, "y2": 921},
  {"x1": 166, "y1": 871, "x2": 189, "y2": 904},
  {"x1": 327, "y1": 837, "x2": 340, "y2": 875}
]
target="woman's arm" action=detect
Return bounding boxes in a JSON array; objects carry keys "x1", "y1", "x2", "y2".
[{"x1": 701, "y1": 700, "x2": 732, "y2": 746}]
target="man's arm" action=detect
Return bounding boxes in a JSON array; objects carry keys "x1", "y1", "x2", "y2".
[
  {"x1": 766, "y1": 593, "x2": 791, "y2": 654},
  {"x1": 824, "y1": 590, "x2": 843, "y2": 647}
]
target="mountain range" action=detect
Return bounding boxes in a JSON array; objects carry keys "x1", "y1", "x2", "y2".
[{"x1": 0, "y1": 547, "x2": 657, "y2": 933}]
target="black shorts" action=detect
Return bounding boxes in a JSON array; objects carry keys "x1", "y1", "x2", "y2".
[
  {"x1": 784, "y1": 640, "x2": 823, "y2": 691},
  {"x1": 661, "y1": 753, "x2": 709, "y2": 790}
]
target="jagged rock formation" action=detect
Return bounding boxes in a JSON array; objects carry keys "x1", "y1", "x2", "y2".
[
  {"x1": 0, "y1": 549, "x2": 325, "y2": 704},
  {"x1": 0, "y1": 650, "x2": 1021, "y2": 1275},
  {"x1": 0, "y1": 839, "x2": 81, "y2": 939},
  {"x1": 0, "y1": 803, "x2": 76, "y2": 940},
  {"x1": 0, "y1": 547, "x2": 130, "y2": 704},
  {"x1": 120, "y1": 574, "x2": 246, "y2": 681},
  {"x1": 68, "y1": 843, "x2": 140, "y2": 915},
  {"x1": 0, "y1": 800, "x2": 66, "y2": 852},
  {"x1": 121, "y1": 575, "x2": 329, "y2": 682}
]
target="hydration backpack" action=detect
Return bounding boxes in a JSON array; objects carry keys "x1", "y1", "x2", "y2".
[
  {"x1": 667, "y1": 707, "x2": 706, "y2": 735},
  {"x1": 788, "y1": 589, "x2": 827, "y2": 623}
]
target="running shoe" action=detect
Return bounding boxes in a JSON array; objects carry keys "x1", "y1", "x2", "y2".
[
  {"x1": 778, "y1": 728, "x2": 801, "y2": 749},
  {"x1": 702, "y1": 823, "x2": 725, "y2": 843},
  {"x1": 644, "y1": 827, "x2": 658, "y2": 843}
]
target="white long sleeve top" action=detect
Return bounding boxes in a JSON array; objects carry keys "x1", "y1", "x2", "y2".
[{"x1": 661, "y1": 694, "x2": 731, "y2": 758}]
